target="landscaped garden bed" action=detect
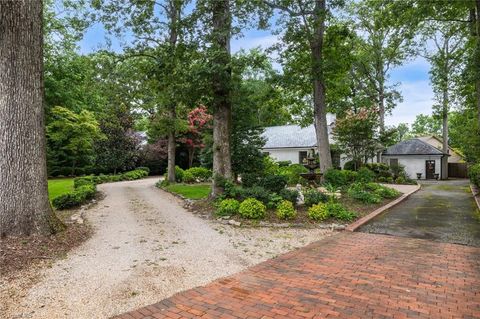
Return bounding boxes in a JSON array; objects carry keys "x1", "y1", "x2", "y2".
[{"x1": 158, "y1": 160, "x2": 411, "y2": 228}]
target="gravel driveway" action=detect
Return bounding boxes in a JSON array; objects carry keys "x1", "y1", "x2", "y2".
[{"x1": 4, "y1": 178, "x2": 332, "y2": 319}]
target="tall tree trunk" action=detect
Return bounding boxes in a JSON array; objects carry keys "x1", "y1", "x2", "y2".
[
  {"x1": 211, "y1": 0, "x2": 233, "y2": 196},
  {"x1": 0, "y1": 0, "x2": 61, "y2": 236},
  {"x1": 442, "y1": 82, "x2": 449, "y2": 180},
  {"x1": 167, "y1": 130, "x2": 176, "y2": 183},
  {"x1": 166, "y1": 0, "x2": 180, "y2": 184},
  {"x1": 167, "y1": 0, "x2": 181, "y2": 183},
  {"x1": 311, "y1": 0, "x2": 332, "y2": 174}
]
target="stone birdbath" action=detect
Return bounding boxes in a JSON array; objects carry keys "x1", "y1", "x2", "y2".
[{"x1": 300, "y1": 148, "x2": 323, "y2": 186}]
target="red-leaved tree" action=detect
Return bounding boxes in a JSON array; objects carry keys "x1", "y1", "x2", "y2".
[{"x1": 179, "y1": 105, "x2": 212, "y2": 168}]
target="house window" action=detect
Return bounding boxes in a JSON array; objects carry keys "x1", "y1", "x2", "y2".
[
  {"x1": 390, "y1": 158, "x2": 399, "y2": 167},
  {"x1": 299, "y1": 151, "x2": 308, "y2": 164}
]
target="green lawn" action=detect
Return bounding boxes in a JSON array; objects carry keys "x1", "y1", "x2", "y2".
[
  {"x1": 164, "y1": 183, "x2": 211, "y2": 200},
  {"x1": 48, "y1": 178, "x2": 74, "y2": 200}
]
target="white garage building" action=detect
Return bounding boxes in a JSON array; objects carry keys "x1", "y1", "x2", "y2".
[{"x1": 381, "y1": 138, "x2": 449, "y2": 180}]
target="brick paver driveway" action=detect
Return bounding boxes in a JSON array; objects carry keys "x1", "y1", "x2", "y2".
[{"x1": 114, "y1": 232, "x2": 480, "y2": 319}]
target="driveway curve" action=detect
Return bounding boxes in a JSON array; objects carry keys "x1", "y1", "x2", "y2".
[{"x1": 5, "y1": 178, "x2": 331, "y2": 319}]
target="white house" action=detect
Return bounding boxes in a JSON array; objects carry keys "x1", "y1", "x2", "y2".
[
  {"x1": 261, "y1": 124, "x2": 458, "y2": 179},
  {"x1": 381, "y1": 138, "x2": 449, "y2": 180}
]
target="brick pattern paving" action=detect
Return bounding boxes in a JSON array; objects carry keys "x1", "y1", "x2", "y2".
[{"x1": 113, "y1": 232, "x2": 480, "y2": 319}]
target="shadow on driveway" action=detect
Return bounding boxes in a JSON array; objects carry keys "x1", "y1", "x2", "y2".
[{"x1": 358, "y1": 179, "x2": 480, "y2": 247}]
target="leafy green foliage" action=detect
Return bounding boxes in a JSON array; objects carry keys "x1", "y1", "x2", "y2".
[
  {"x1": 278, "y1": 164, "x2": 309, "y2": 186},
  {"x1": 239, "y1": 198, "x2": 266, "y2": 219},
  {"x1": 259, "y1": 175, "x2": 288, "y2": 194},
  {"x1": 307, "y1": 203, "x2": 329, "y2": 221},
  {"x1": 324, "y1": 169, "x2": 357, "y2": 188},
  {"x1": 276, "y1": 200, "x2": 296, "y2": 220},
  {"x1": 469, "y1": 163, "x2": 480, "y2": 188},
  {"x1": 216, "y1": 199, "x2": 240, "y2": 216},
  {"x1": 279, "y1": 189, "x2": 299, "y2": 205},
  {"x1": 303, "y1": 189, "x2": 329, "y2": 208},
  {"x1": 47, "y1": 106, "x2": 103, "y2": 176},
  {"x1": 326, "y1": 203, "x2": 357, "y2": 221},
  {"x1": 356, "y1": 167, "x2": 376, "y2": 183},
  {"x1": 185, "y1": 167, "x2": 212, "y2": 182},
  {"x1": 308, "y1": 201, "x2": 356, "y2": 222},
  {"x1": 52, "y1": 178, "x2": 96, "y2": 210},
  {"x1": 347, "y1": 182, "x2": 399, "y2": 203}
]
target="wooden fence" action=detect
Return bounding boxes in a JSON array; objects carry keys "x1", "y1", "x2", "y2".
[{"x1": 448, "y1": 163, "x2": 468, "y2": 179}]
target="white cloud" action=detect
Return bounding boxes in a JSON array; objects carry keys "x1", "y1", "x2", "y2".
[
  {"x1": 386, "y1": 80, "x2": 434, "y2": 126},
  {"x1": 231, "y1": 34, "x2": 279, "y2": 53}
]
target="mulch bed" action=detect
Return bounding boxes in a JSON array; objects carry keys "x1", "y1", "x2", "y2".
[
  {"x1": 188, "y1": 195, "x2": 400, "y2": 226},
  {"x1": 0, "y1": 221, "x2": 91, "y2": 279}
]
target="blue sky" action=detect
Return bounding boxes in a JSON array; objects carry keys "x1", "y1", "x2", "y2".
[{"x1": 79, "y1": 25, "x2": 434, "y2": 127}]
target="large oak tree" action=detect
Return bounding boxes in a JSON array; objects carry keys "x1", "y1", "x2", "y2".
[{"x1": 0, "y1": 0, "x2": 61, "y2": 236}]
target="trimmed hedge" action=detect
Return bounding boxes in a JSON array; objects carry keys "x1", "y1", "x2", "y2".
[
  {"x1": 53, "y1": 168, "x2": 149, "y2": 210},
  {"x1": 52, "y1": 183, "x2": 96, "y2": 210}
]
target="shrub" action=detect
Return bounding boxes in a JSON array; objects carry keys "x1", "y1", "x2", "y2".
[
  {"x1": 185, "y1": 167, "x2": 212, "y2": 182},
  {"x1": 52, "y1": 183, "x2": 96, "y2": 209},
  {"x1": 276, "y1": 200, "x2": 296, "y2": 220},
  {"x1": 277, "y1": 160, "x2": 292, "y2": 167},
  {"x1": 136, "y1": 167, "x2": 150, "y2": 174},
  {"x1": 343, "y1": 160, "x2": 361, "y2": 171},
  {"x1": 239, "y1": 198, "x2": 266, "y2": 219},
  {"x1": 356, "y1": 167, "x2": 375, "y2": 183},
  {"x1": 182, "y1": 170, "x2": 195, "y2": 183},
  {"x1": 308, "y1": 203, "x2": 329, "y2": 221},
  {"x1": 279, "y1": 188, "x2": 299, "y2": 205},
  {"x1": 303, "y1": 189, "x2": 329, "y2": 207},
  {"x1": 266, "y1": 193, "x2": 283, "y2": 209},
  {"x1": 122, "y1": 169, "x2": 148, "y2": 180},
  {"x1": 175, "y1": 166, "x2": 185, "y2": 182},
  {"x1": 395, "y1": 176, "x2": 406, "y2": 184},
  {"x1": 324, "y1": 169, "x2": 357, "y2": 188},
  {"x1": 470, "y1": 163, "x2": 480, "y2": 187},
  {"x1": 347, "y1": 183, "x2": 382, "y2": 204},
  {"x1": 241, "y1": 172, "x2": 261, "y2": 188},
  {"x1": 374, "y1": 185, "x2": 400, "y2": 199},
  {"x1": 259, "y1": 174, "x2": 288, "y2": 193},
  {"x1": 326, "y1": 202, "x2": 356, "y2": 221},
  {"x1": 241, "y1": 186, "x2": 272, "y2": 204},
  {"x1": 216, "y1": 199, "x2": 240, "y2": 216},
  {"x1": 278, "y1": 164, "x2": 308, "y2": 185},
  {"x1": 74, "y1": 176, "x2": 95, "y2": 188}
]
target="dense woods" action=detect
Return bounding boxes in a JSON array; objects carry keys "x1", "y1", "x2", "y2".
[{"x1": 1, "y1": 0, "x2": 480, "y2": 235}]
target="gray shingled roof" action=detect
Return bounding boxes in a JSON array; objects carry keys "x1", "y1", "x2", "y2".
[
  {"x1": 383, "y1": 138, "x2": 445, "y2": 155},
  {"x1": 262, "y1": 125, "x2": 317, "y2": 149}
]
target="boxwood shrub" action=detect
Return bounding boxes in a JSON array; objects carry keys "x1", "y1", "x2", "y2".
[
  {"x1": 185, "y1": 167, "x2": 212, "y2": 182},
  {"x1": 303, "y1": 189, "x2": 329, "y2": 207},
  {"x1": 216, "y1": 198, "x2": 240, "y2": 216},
  {"x1": 276, "y1": 200, "x2": 296, "y2": 220},
  {"x1": 52, "y1": 183, "x2": 96, "y2": 210},
  {"x1": 239, "y1": 198, "x2": 266, "y2": 219}
]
